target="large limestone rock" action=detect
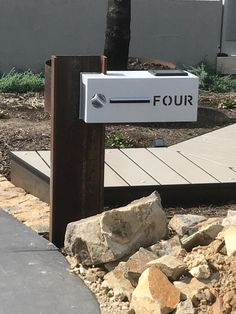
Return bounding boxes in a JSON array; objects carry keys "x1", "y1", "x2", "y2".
[
  {"x1": 101, "y1": 192, "x2": 167, "y2": 255},
  {"x1": 222, "y1": 210, "x2": 236, "y2": 227},
  {"x1": 224, "y1": 225, "x2": 236, "y2": 256},
  {"x1": 102, "y1": 261, "x2": 134, "y2": 301},
  {"x1": 130, "y1": 265, "x2": 180, "y2": 314},
  {"x1": 184, "y1": 252, "x2": 211, "y2": 279},
  {"x1": 124, "y1": 248, "x2": 158, "y2": 287},
  {"x1": 169, "y1": 214, "x2": 206, "y2": 236},
  {"x1": 210, "y1": 295, "x2": 224, "y2": 314},
  {"x1": 174, "y1": 278, "x2": 208, "y2": 302},
  {"x1": 181, "y1": 218, "x2": 223, "y2": 251},
  {"x1": 147, "y1": 255, "x2": 187, "y2": 281},
  {"x1": 227, "y1": 210, "x2": 236, "y2": 216},
  {"x1": 149, "y1": 235, "x2": 185, "y2": 258},
  {"x1": 223, "y1": 290, "x2": 236, "y2": 311},
  {"x1": 189, "y1": 264, "x2": 211, "y2": 279},
  {"x1": 174, "y1": 299, "x2": 194, "y2": 314},
  {"x1": 64, "y1": 192, "x2": 167, "y2": 265}
]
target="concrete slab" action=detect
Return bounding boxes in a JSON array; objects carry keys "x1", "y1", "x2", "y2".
[{"x1": 0, "y1": 210, "x2": 100, "y2": 314}]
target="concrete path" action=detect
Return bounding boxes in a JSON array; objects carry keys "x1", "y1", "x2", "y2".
[{"x1": 0, "y1": 209, "x2": 100, "y2": 314}]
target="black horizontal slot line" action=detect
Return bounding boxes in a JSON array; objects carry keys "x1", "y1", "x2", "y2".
[{"x1": 110, "y1": 98, "x2": 150, "y2": 104}]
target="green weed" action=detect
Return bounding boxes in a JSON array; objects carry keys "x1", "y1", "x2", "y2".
[
  {"x1": 0, "y1": 69, "x2": 44, "y2": 93},
  {"x1": 221, "y1": 98, "x2": 236, "y2": 109},
  {"x1": 106, "y1": 133, "x2": 136, "y2": 148},
  {"x1": 188, "y1": 63, "x2": 236, "y2": 93},
  {"x1": 0, "y1": 110, "x2": 10, "y2": 119}
]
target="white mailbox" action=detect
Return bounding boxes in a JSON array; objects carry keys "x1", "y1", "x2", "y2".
[{"x1": 80, "y1": 70, "x2": 198, "y2": 123}]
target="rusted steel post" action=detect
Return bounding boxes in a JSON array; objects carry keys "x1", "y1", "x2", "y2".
[
  {"x1": 50, "y1": 56, "x2": 106, "y2": 247},
  {"x1": 44, "y1": 59, "x2": 52, "y2": 114}
]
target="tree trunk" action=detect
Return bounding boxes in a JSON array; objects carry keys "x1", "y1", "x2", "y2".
[{"x1": 104, "y1": 0, "x2": 131, "y2": 70}]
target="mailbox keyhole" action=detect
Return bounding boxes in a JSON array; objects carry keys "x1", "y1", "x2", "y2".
[{"x1": 91, "y1": 94, "x2": 106, "y2": 108}]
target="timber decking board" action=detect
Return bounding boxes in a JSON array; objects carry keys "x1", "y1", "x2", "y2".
[
  {"x1": 11, "y1": 159, "x2": 50, "y2": 204},
  {"x1": 105, "y1": 149, "x2": 158, "y2": 186},
  {"x1": 171, "y1": 124, "x2": 236, "y2": 169},
  {"x1": 37, "y1": 151, "x2": 129, "y2": 187},
  {"x1": 11, "y1": 144, "x2": 234, "y2": 187},
  {"x1": 173, "y1": 139, "x2": 236, "y2": 169},
  {"x1": 121, "y1": 148, "x2": 188, "y2": 185},
  {"x1": 12, "y1": 151, "x2": 50, "y2": 178},
  {"x1": 37, "y1": 151, "x2": 142, "y2": 187},
  {"x1": 203, "y1": 123, "x2": 236, "y2": 141},
  {"x1": 10, "y1": 124, "x2": 236, "y2": 206},
  {"x1": 148, "y1": 148, "x2": 218, "y2": 184},
  {"x1": 104, "y1": 164, "x2": 129, "y2": 187},
  {"x1": 37, "y1": 151, "x2": 50, "y2": 167},
  {"x1": 179, "y1": 152, "x2": 236, "y2": 183}
]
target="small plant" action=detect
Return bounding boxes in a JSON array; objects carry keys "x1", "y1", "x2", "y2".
[
  {"x1": 188, "y1": 63, "x2": 236, "y2": 93},
  {"x1": 0, "y1": 69, "x2": 44, "y2": 93},
  {"x1": 209, "y1": 75, "x2": 236, "y2": 93},
  {"x1": 106, "y1": 132, "x2": 136, "y2": 148},
  {"x1": 0, "y1": 110, "x2": 10, "y2": 119},
  {"x1": 221, "y1": 98, "x2": 236, "y2": 109},
  {"x1": 188, "y1": 63, "x2": 209, "y2": 90}
]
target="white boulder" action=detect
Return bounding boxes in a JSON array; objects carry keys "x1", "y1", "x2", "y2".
[{"x1": 65, "y1": 192, "x2": 167, "y2": 265}]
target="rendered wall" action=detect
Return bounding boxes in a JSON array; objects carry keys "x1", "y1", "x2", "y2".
[
  {"x1": 0, "y1": 0, "x2": 222, "y2": 72},
  {"x1": 131, "y1": 0, "x2": 222, "y2": 67},
  {"x1": 0, "y1": 0, "x2": 107, "y2": 72},
  {"x1": 221, "y1": 0, "x2": 236, "y2": 55}
]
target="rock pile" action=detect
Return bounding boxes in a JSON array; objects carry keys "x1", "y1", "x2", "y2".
[
  {"x1": 65, "y1": 192, "x2": 236, "y2": 314},
  {"x1": 65, "y1": 191, "x2": 167, "y2": 266}
]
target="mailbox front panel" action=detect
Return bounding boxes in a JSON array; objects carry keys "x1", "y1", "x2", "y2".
[{"x1": 80, "y1": 71, "x2": 198, "y2": 123}]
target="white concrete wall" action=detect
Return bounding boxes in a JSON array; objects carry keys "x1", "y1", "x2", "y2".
[
  {"x1": 0, "y1": 0, "x2": 222, "y2": 73},
  {"x1": 131, "y1": 0, "x2": 222, "y2": 67},
  {"x1": 0, "y1": 0, "x2": 107, "y2": 72},
  {"x1": 221, "y1": 0, "x2": 236, "y2": 55}
]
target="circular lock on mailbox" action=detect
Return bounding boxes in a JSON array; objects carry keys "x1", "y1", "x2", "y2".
[{"x1": 91, "y1": 94, "x2": 106, "y2": 108}]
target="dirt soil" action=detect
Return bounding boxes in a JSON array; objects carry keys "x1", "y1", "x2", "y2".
[
  {"x1": 106, "y1": 100, "x2": 236, "y2": 148},
  {"x1": 0, "y1": 91, "x2": 236, "y2": 216},
  {"x1": 0, "y1": 90, "x2": 236, "y2": 314}
]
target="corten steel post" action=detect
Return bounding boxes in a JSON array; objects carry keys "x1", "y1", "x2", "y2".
[
  {"x1": 44, "y1": 60, "x2": 52, "y2": 114},
  {"x1": 48, "y1": 56, "x2": 106, "y2": 247}
]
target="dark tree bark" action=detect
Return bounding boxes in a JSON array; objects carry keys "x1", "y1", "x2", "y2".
[{"x1": 104, "y1": 0, "x2": 131, "y2": 70}]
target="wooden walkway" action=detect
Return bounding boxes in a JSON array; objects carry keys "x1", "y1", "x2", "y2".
[{"x1": 11, "y1": 124, "x2": 236, "y2": 206}]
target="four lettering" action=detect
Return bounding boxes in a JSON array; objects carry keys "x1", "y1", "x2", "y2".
[{"x1": 153, "y1": 95, "x2": 193, "y2": 106}]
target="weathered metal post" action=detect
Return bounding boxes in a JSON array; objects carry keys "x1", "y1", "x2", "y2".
[{"x1": 46, "y1": 56, "x2": 106, "y2": 247}]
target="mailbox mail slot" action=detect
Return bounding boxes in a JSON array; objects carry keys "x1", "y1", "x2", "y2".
[{"x1": 80, "y1": 71, "x2": 198, "y2": 123}]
